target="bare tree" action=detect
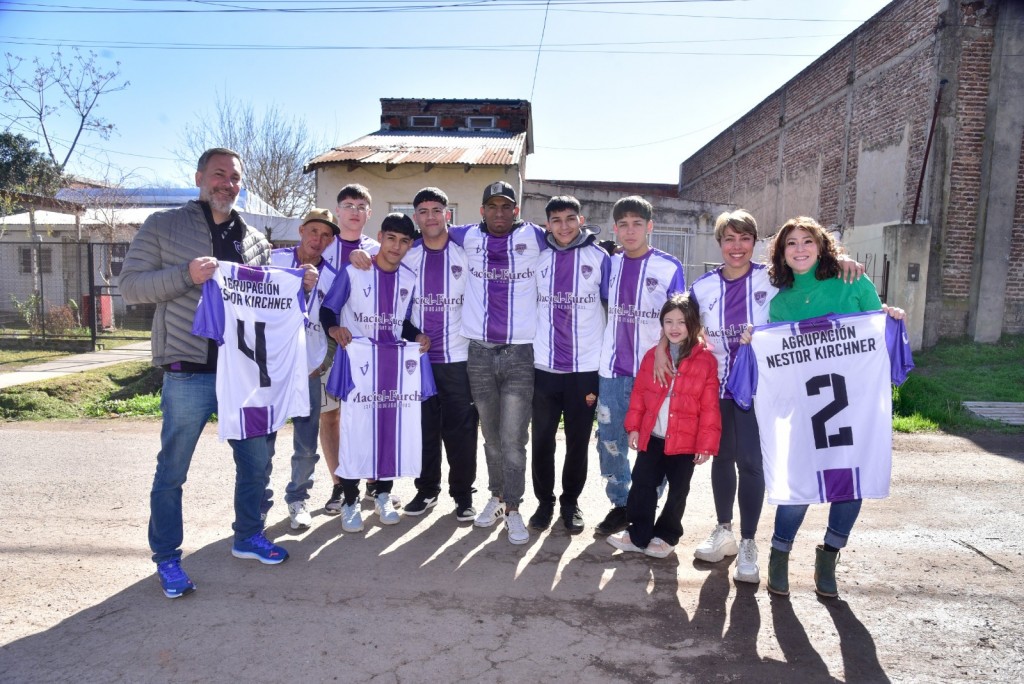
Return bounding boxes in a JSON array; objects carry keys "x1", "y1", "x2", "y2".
[
  {"x1": 178, "y1": 95, "x2": 321, "y2": 218},
  {"x1": 1, "y1": 49, "x2": 130, "y2": 172}
]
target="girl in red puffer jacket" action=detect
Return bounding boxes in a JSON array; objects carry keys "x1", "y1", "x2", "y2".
[{"x1": 607, "y1": 293, "x2": 722, "y2": 558}]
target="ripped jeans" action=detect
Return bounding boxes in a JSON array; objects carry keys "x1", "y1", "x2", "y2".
[{"x1": 596, "y1": 375, "x2": 634, "y2": 507}]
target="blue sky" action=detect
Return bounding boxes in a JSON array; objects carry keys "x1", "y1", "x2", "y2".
[{"x1": 2, "y1": 0, "x2": 892, "y2": 191}]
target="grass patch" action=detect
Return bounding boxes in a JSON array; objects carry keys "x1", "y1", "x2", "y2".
[
  {"x1": 893, "y1": 334, "x2": 1024, "y2": 434},
  {"x1": 0, "y1": 361, "x2": 163, "y2": 420}
]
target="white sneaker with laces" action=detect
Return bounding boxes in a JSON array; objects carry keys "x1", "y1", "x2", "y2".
[
  {"x1": 694, "y1": 523, "x2": 739, "y2": 562},
  {"x1": 375, "y1": 493, "x2": 401, "y2": 525},
  {"x1": 341, "y1": 502, "x2": 364, "y2": 533},
  {"x1": 505, "y1": 511, "x2": 529, "y2": 545},
  {"x1": 287, "y1": 501, "x2": 312, "y2": 530},
  {"x1": 734, "y1": 538, "x2": 761, "y2": 583},
  {"x1": 474, "y1": 496, "x2": 506, "y2": 528},
  {"x1": 644, "y1": 536, "x2": 676, "y2": 559},
  {"x1": 607, "y1": 531, "x2": 643, "y2": 553}
]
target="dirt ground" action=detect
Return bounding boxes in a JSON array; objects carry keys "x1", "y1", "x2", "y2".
[{"x1": 0, "y1": 420, "x2": 1021, "y2": 683}]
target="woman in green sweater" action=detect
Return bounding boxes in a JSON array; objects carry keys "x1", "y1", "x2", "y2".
[{"x1": 763, "y1": 216, "x2": 903, "y2": 598}]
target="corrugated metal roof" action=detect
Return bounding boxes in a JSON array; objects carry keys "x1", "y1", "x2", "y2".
[{"x1": 305, "y1": 131, "x2": 527, "y2": 172}]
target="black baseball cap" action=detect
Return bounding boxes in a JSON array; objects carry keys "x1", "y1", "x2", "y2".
[{"x1": 481, "y1": 181, "x2": 517, "y2": 205}]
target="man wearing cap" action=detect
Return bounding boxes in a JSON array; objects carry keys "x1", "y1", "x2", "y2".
[
  {"x1": 447, "y1": 181, "x2": 547, "y2": 545},
  {"x1": 266, "y1": 208, "x2": 340, "y2": 530}
]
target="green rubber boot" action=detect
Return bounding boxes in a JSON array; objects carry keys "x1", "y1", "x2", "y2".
[
  {"x1": 767, "y1": 547, "x2": 790, "y2": 596},
  {"x1": 814, "y1": 545, "x2": 840, "y2": 597}
]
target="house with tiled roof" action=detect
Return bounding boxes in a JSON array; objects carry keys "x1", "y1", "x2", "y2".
[{"x1": 305, "y1": 98, "x2": 532, "y2": 230}]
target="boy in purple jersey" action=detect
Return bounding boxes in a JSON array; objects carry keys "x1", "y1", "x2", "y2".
[
  {"x1": 447, "y1": 180, "x2": 548, "y2": 545},
  {"x1": 265, "y1": 208, "x2": 339, "y2": 531},
  {"x1": 529, "y1": 196, "x2": 610, "y2": 534},
  {"x1": 595, "y1": 196, "x2": 686, "y2": 536},
  {"x1": 320, "y1": 184, "x2": 381, "y2": 516},
  {"x1": 320, "y1": 213, "x2": 429, "y2": 533},
  {"x1": 404, "y1": 187, "x2": 480, "y2": 521}
]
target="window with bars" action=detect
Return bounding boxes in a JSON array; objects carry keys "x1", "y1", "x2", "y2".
[{"x1": 19, "y1": 247, "x2": 53, "y2": 274}]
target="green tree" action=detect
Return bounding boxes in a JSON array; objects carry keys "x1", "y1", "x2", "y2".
[{"x1": 0, "y1": 132, "x2": 63, "y2": 197}]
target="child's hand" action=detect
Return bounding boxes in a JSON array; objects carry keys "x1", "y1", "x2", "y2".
[
  {"x1": 415, "y1": 333, "x2": 431, "y2": 354},
  {"x1": 628, "y1": 431, "x2": 639, "y2": 450},
  {"x1": 739, "y1": 324, "x2": 753, "y2": 345},
  {"x1": 694, "y1": 452, "x2": 712, "y2": 465}
]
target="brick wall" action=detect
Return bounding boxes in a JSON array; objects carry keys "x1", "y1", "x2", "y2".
[{"x1": 680, "y1": 0, "x2": 1023, "y2": 339}]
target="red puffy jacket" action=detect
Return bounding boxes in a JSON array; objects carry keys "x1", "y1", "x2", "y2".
[{"x1": 624, "y1": 343, "x2": 722, "y2": 456}]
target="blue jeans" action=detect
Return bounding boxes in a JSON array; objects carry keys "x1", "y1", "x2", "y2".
[
  {"x1": 150, "y1": 371, "x2": 270, "y2": 564},
  {"x1": 596, "y1": 375, "x2": 634, "y2": 507},
  {"x1": 771, "y1": 499, "x2": 864, "y2": 553},
  {"x1": 265, "y1": 374, "x2": 322, "y2": 510},
  {"x1": 467, "y1": 342, "x2": 534, "y2": 507}
]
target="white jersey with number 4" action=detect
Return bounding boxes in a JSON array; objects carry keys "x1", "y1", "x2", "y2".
[
  {"x1": 193, "y1": 262, "x2": 310, "y2": 440},
  {"x1": 727, "y1": 311, "x2": 914, "y2": 505},
  {"x1": 326, "y1": 337, "x2": 437, "y2": 480}
]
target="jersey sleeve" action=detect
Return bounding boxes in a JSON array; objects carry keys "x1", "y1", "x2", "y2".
[
  {"x1": 191, "y1": 278, "x2": 226, "y2": 345},
  {"x1": 885, "y1": 316, "x2": 915, "y2": 386},
  {"x1": 668, "y1": 263, "x2": 687, "y2": 297},
  {"x1": 447, "y1": 224, "x2": 472, "y2": 247},
  {"x1": 725, "y1": 341, "x2": 758, "y2": 410},
  {"x1": 320, "y1": 266, "x2": 353, "y2": 330},
  {"x1": 419, "y1": 353, "x2": 437, "y2": 400},
  {"x1": 599, "y1": 253, "x2": 611, "y2": 302},
  {"x1": 325, "y1": 346, "x2": 355, "y2": 400}
]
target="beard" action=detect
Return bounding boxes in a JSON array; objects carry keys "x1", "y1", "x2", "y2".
[{"x1": 200, "y1": 188, "x2": 237, "y2": 216}]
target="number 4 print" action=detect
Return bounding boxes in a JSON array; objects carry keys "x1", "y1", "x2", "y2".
[
  {"x1": 806, "y1": 373, "x2": 853, "y2": 449},
  {"x1": 238, "y1": 320, "x2": 271, "y2": 387}
]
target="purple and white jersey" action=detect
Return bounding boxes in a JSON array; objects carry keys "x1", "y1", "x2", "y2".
[
  {"x1": 690, "y1": 263, "x2": 777, "y2": 398},
  {"x1": 599, "y1": 248, "x2": 686, "y2": 379},
  {"x1": 726, "y1": 311, "x2": 914, "y2": 505},
  {"x1": 326, "y1": 337, "x2": 437, "y2": 480},
  {"x1": 534, "y1": 242, "x2": 610, "y2": 372},
  {"x1": 270, "y1": 247, "x2": 339, "y2": 372},
  {"x1": 193, "y1": 262, "x2": 310, "y2": 440},
  {"x1": 322, "y1": 262, "x2": 416, "y2": 342},
  {"x1": 449, "y1": 221, "x2": 547, "y2": 344},
  {"x1": 405, "y1": 238, "x2": 470, "y2": 364},
  {"x1": 323, "y1": 234, "x2": 379, "y2": 271}
]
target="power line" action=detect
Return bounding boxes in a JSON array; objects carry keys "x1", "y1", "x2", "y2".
[{"x1": 530, "y1": 0, "x2": 551, "y2": 102}]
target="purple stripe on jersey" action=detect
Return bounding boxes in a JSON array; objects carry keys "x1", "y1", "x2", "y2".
[
  {"x1": 484, "y1": 235, "x2": 512, "y2": 343},
  {"x1": 551, "y1": 251, "x2": 577, "y2": 370},
  {"x1": 422, "y1": 250, "x2": 448, "y2": 364},
  {"x1": 375, "y1": 345, "x2": 399, "y2": 478},
  {"x1": 375, "y1": 269, "x2": 398, "y2": 342},
  {"x1": 241, "y1": 406, "x2": 270, "y2": 438},
  {"x1": 719, "y1": 275, "x2": 748, "y2": 398},
  {"x1": 612, "y1": 258, "x2": 643, "y2": 377},
  {"x1": 338, "y1": 239, "x2": 361, "y2": 268},
  {"x1": 820, "y1": 468, "x2": 856, "y2": 502},
  {"x1": 234, "y1": 264, "x2": 266, "y2": 283}
]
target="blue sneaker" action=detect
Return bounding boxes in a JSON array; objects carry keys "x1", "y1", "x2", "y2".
[
  {"x1": 156, "y1": 559, "x2": 195, "y2": 599},
  {"x1": 231, "y1": 532, "x2": 289, "y2": 565}
]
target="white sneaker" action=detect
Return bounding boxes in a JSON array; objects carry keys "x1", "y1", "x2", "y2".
[
  {"x1": 505, "y1": 511, "x2": 529, "y2": 545},
  {"x1": 694, "y1": 523, "x2": 739, "y2": 562},
  {"x1": 644, "y1": 536, "x2": 676, "y2": 559},
  {"x1": 474, "y1": 496, "x2": 506, "y2": 528},
  {"x1": 607, "y1": 531, "x2": 643, "y2": 553},
  {"x1": 341, "y1": 502, "x2": 364, "y2": 533},
  {"x1": 375, "y1": 493, "x2": 400, "y2": 525},
  {"x1": 734, "y1": 538, "x2": 761, "y2": 583},
  {"x1": 287, "y1": 501, "x2": 312, "y2": 530}
]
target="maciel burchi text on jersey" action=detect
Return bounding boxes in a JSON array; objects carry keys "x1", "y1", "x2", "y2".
[
  {"x1": 540, "y1": 292, "x2": 599, "y2": 306},
  {"x1": 417, "y1": 293, "x2": 463, "y2": 309},
  {"x1": 353, "y1": 389, "x2": 424, "y2": 404},
  {"x1": 766, "y1": 325, "x2": 877, "y2": 368},
  {"x1": 608, "y1": 303, "x2": 660, "y2": 320},
  {"x1": 468, "y1": 265, "x2": 535, "y2": 281}
]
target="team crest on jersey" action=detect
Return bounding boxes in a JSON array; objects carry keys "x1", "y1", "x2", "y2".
[
  {"x1": 234, "y1": 241, "x2": 243, "y2": 256},
  {"x1": 581, "y1": 265, "x2": 593, "y2": 279},
  {"x1": 451, "y1": 265, "x2": 462, "y2": 279},
  {"x1": 360, "y1": 362, "x2": 370, "y2": 375},
  {"x1": 514, "y1": 243, "x2": 527, "y2": 255},
  {"x1": 405, "y1": 359, "x2": 417, "y2": 375},
  {"x1": 400, "y1": 288, "x2": 409, "y2": 299},
  {"x1": 755, "y1": 291, "x2": 767, "y2": 305},
  {"x1": 645, "y1": 277, "x2": 658, "y2": 293}
]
